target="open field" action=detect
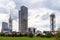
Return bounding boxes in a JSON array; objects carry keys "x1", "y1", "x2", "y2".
[{"x1": 0, "y1": 37, "x2": 56, "y2": 40}]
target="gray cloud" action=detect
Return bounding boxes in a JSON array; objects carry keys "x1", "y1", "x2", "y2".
[
  {"x1": 15, "y1": 0, "x2": 60, "y2": 11},
  {"x1": 43, "y1": 0, "x2": 60, "y2": 10},
  {"x1": 42, "y1": 13, "x2": 50, "y2": 20},
  {"x1": 42, "y1": 24, "x2": 50, "y2": 28},
  {"x1": 13, "y1": 0, "x2": 30, "y2": 10},
  {"x1": 0, "y1": 8, "x2": 8, "y2": 14},
  {"x1": 10, "y1": 9, "x2": 18, "y2": 20}
]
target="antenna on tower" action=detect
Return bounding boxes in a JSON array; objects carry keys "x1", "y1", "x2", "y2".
[{"x1": 9, "y1": 9, "x2": 12, "y2": 20}]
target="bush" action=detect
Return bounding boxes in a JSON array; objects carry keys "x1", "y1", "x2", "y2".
[
  {"x1": 0, "y1": 33, "x2": 6, "y2": 36},
  {"x1": 36, "y1": 33, "x2": 41, "y2": 37},
  {"x1": 23, "y1": 33, "x2": 28, "y2": 36},
  {"x1": 19, "y1": 33, "x2": 23, "y2": 37},
  {"x1": 35, "y1": 33, "x2": 45, "y2": 37},
  {"x1": 5, "y1": 33, "x2": 13, "y2": 37},
  {"x1": 28, "y1": 32, "x2": 33, "y2": 37},
  {"x1": 56, "y1": 31, "x2": 60, "y2": 40},
  {"x1": 45, "y1": 32, "x2": 52, "y2": 38},
  {"x1": 12, "y1": 31, "x2": 17, "y2": 37}
]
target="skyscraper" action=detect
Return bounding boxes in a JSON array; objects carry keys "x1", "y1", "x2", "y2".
[
  {"x1": 1, "y1": 22, "x2": 9, "y2": 33},
  {"x1": 9, "y1": 13, "x2": 12, "y2": 33},
  {"x1": 19, "y1": 6, "x2": 28, "y2": 33}
]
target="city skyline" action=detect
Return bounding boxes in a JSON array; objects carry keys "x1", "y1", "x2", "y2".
[{"x1": 0, "y1": 0, "x2": 60, "y2": 32}]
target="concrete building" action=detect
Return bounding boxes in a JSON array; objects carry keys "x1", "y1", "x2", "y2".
[
  {"x1": 1, "y1": 22, "x2": 9, "y2": 33},
  {"x1": 28, "y1": 27, "x2": 36, "y2": 34},
  {"x1": 9, "y1": 13, "x2": 12, "y2": 33},
  {"x1": 19, "y1": 6, "x2": 28, "y2": 33}
]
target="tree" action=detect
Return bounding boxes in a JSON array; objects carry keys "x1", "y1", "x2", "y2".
[
  {"x1": 12, "y1": 31, "x2": 17, "y2": 37},
  {"x1": 28, "y1": 32, "x2": 33, "y2": 37},
  {"x1": 43, "y1": 31, "x2": 52, "y2": 38},
  {"x1": 0, "y1": 32, "x2": 5, "y2": 36}
]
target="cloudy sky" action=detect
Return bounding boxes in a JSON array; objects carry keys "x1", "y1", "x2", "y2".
[{"x1": 0, "y1": 0, "x2": 60, "y2": 32}]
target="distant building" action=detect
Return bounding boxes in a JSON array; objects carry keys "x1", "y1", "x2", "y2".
[
  {"x1": 9, "y1": 13, "x2": 12, "y2": 33},
  {"x1": 50, "y1": 13, "x2": 56, "y2": 35},
  {"x1": 19, "y1": 6, "x2": 28, "y2": 33},
  {"x1": 28, "y1": 27, "x2": 36, "y2": 34},
  {"x1": 50, "y1": 13, "x2": 56, "y2": 32},
  {"x1": 1, "y1": 22, "x2": 9, "y2": 33}
]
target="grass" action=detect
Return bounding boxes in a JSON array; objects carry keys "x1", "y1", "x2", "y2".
[{"x1": 0, "y1": 37, "x2": 56, "y2": 40}]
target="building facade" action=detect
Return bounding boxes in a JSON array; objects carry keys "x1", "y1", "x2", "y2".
[
  {"x1": 28, "y1": 27, "x2": 36, "y2": 34},
  {"x1": 1, "y1": 22, "x2": 9, "y2": 33},
  {"x1": 19, "y1": 6, "x2": 28, "y2": 33}
]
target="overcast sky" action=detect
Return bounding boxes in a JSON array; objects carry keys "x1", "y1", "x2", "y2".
[{"x1": 0, "y1": 0, "x2": 60, "y2": 32}]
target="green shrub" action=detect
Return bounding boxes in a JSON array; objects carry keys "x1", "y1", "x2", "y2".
[
  {"x1": 12, "y1": 31, "x2": 17, "y2": 37},
  {"x1": 35, "y1": 33, "x2": 45, "y2": 37},
  {"x1": 56, "y1": 31, "x2": 60, "y2": 40},
  {"x1": 0, "y1": 33, "x2": 5, "y2": 36},
  {"x1": 23, "y1": 33, "x2": 28, "y2": 36},
  {"x1": 45, "y1": 32, "x2": 52, "y2": 38},
  {"x1": 28, "y1": 32, "x2": 33, "y2": 37},
  {"x1": 36, "y1": 33, "x2": 41, "y2": 37},
  {"x1": 19, "y1": 33, "x2": 23, "y2": 37}
]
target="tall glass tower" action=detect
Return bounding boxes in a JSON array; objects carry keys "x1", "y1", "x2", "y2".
[{"x1": 19, "y1": 6, "x2": 28, "y2": 34}]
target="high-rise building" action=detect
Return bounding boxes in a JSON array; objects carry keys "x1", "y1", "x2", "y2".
[
  {"x1": 50, "y1": 13, "x2": 56, "y2": 32},
  {"x1": 9, "y1": 13, "x2": 12, "y2": 33},
  {"x1": 19, "y1": 6, "x2": 28, "y2": 33},
  {"x1": 1, "y1": 22, "x2": 9, "y2": 33}
]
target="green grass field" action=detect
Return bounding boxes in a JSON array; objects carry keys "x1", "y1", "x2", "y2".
[{"x1": 0, "y1": 37, "x2": 56, "y2": 40}]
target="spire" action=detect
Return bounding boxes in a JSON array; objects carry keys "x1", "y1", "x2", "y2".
[
  {"x1": 9, "y1": 13, "x2": 11, "y2": 19},
  {"x1": 9, "y1": 9, "x2": 12, "y2": 20}
]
